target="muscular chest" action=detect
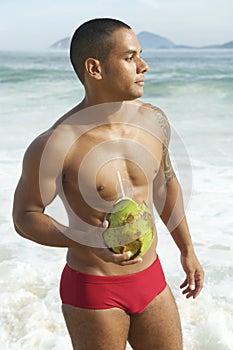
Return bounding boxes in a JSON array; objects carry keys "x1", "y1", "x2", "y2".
[{"x1": 63, "y1": 125, "x2": 162, "y2": 204}]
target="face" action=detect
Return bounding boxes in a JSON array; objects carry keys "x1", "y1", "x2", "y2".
[{"x1": 101, "y1": 28, "x2": 149, "y2": 101}]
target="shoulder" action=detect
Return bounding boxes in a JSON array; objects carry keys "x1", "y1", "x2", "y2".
[
  {"x1": 137, "y1": 101, "x2": 171, "y2": 146},
  {"x1": 26, "y1": 119, "x2": 77, "y2": 155},
  {"x1": 22, "y1": 124, "x2": 74, "y2": 175},
  {"x1": 23, "y1": 129, "x2": 53, "y2": 166}
]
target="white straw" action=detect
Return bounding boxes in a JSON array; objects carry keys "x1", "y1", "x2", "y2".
[{"x1": 117, "y1": 170, "x2": 125, "y2": 198}]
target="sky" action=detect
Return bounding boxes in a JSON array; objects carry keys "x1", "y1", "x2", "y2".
[{"x1": 0, "y1": 0, "x2": 232, "y2": 51}]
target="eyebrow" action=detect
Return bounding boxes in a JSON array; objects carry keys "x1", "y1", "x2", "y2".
[{"x1": 122, "y1": 49, "x2": 143, "y2": 55}]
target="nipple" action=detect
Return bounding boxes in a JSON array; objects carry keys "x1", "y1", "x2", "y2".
[{"x1": 97, "y1": 184, "x2": 105, "y2": 191}]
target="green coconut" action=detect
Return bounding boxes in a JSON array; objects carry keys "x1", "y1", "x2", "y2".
[{"x1": 103, "y1": 198, "x2": 155, "y2": 260}]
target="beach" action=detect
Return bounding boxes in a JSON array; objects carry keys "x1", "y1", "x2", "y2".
[{"x1": 0, "y1": 48, "x2": 233, "y2": 349}]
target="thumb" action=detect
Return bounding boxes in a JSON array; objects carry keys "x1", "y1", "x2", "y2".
[
  {"x1": 188, "y1": 272, "x2": 195, "y2": 290},
  {"x1": 102, "y1": 220, "x2": 109, "y2": 229}
]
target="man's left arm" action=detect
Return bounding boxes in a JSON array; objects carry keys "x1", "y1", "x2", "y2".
[{"x1": 153, "y1": 144, "x2": 204, "y2": 299}]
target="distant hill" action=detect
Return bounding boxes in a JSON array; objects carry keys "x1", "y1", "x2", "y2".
[
  {"x1": 50, "y1": 37, "x2": 70, "y2": 50},
  {"x1": 202, "y1": 40, "x2": 233, "y2": 49},
  {"x1": 219, "y1": 40, "x2": 233, "y2": 49},
  {"x1": 49, "y1": 32, "x2": 233, "y2": 50},
  {"x1": 137, "y1": 31, "x2": 175, "y2": 49}
]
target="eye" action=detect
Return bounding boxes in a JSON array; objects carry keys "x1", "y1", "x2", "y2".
[{"x1": 126, "y1": 56, "x2": 134, "y2": 62}]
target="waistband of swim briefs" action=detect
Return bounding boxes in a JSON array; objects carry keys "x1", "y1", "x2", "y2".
[{"x1": 65, "y1": 255, "x2": 162, "y2": 284}]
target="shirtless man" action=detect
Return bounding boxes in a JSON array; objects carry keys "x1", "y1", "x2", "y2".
[{"x1": 13, "y1": 18, "x2": 204, "y2": 350}]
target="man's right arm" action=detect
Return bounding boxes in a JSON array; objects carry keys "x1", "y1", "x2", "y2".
[{"x1": 13, "y1": 131, "x2": 76, "y2": 248}]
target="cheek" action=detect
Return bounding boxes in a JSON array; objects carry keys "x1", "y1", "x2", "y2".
[
  {"x1": 119, "y1": 68, "x2": 136, "y2": 86},
  {"x1": 117, "y1": 62, "x2": 136, "y2": 78},
  {"x1": 105, "y1": 63, "x2": 136, "y2": 90},
  {"x1": 110, "y1": 72, "x2": 131, "y2": 88}
]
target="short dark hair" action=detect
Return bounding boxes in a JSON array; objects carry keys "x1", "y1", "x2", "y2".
[{"x1": 70, "y1": 18, "x2": 131, "y2": 84}]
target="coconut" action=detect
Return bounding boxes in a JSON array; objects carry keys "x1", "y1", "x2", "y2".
[{"x1": 103, "y1": 198, "x2": 155, "y2": 260}]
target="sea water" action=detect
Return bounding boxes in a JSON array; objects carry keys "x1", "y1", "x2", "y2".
[{"x1": 0, "y1": 49, "x2": 233, "y2": 349}]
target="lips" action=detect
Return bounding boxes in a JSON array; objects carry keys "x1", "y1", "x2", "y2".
[{"x1": 135, "y1": 80, "x2": 144, "y2": 86}]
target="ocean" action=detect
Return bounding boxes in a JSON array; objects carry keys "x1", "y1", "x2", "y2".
[{"x1": 0, "y1": 48, "x2": 233, "y2": 349}]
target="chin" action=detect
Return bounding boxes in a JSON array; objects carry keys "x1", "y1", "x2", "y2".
[{"x1": 124, "y1": 89, "x2": 144, "y2": 101}]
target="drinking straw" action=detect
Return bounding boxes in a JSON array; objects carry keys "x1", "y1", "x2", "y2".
[{"x1": 117, "y1": 170, "x2": 126, "y2": 198}]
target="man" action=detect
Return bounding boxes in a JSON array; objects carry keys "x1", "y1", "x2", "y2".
[{"x1": 13, "y1": 18, "x2": 204, "y2": 350}]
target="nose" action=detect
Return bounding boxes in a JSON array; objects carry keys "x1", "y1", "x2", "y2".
[{"x1": 137, "y1": 57, "x2": 149, "y2": 73}]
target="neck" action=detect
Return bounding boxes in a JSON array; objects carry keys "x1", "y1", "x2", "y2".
[{"x1": 82, "y1": 86, "x2": 137, "y2": 108}]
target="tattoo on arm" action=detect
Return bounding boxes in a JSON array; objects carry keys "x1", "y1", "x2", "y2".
[
  {"x1": 150, "y1": 104, "x2": 171, "y2": 147},
  {"x1": 148, "y1": 104, "x2": 176, "y2": 183},
  {"x1": 162, "y1": 144, "x2": 176, "y2": 183}
]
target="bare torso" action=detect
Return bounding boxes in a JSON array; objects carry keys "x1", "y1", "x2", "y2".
[{"x1": 41, "y1": 101, "x2": 167, "y2": 276}]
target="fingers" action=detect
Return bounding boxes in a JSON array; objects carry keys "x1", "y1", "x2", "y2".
[
  {"x1": 180, "y1": 277, "x2": 195, "y2": 299},
  {"x1": 180, "y1": 277, "x2": 188, "y2": 289},
  {"x1": 180, "y1": 270, "x2": 204, "y2": 299},
  {"x1": 103, "y1": 247, "x2": 143, "y2": 265},
  {"x1": 188, "y1": 273, "x2": 196, "y2": 292},
  {"x1": 192, "y1": 271, "x2": 204, "y2": 298},
  {"x1": 110, "y1": 250, "x2": 143, "y2": 265}
]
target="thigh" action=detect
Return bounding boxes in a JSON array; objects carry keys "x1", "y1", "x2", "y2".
[
  {"x1": 62, "y1": 304, "x2": 130, "y2": 350},
  {"x1": 128, "y1": 285, "x2": 183, "y2": 350}
]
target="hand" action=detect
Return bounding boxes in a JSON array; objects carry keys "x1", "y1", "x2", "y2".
[
  {"x1": 180, "y1": 252, "x2": 204, "y2": 299},
  {"x1": 91, "y1": 246, "x2": 143, "y2": 266},
  {"x1": 91, "y1": 219, "x2": 143, "y2": 266}
]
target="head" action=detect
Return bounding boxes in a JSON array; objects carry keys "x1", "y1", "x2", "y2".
[{"x1": 70, "y1": 18, "x2": 131, "y2": 85}]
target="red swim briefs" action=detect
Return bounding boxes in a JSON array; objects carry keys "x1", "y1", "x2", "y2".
[{"x1": 60, "y1": 256, "x2": 166, "y2": 314}]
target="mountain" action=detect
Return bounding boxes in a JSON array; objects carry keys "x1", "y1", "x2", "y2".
[
  {"x1": 49, "y1": 32, "x2": 233, "y2": 50},
  {"x1": 219, "y1": 40, "x2": 233, "y2": 49},
  {"x1": 50, "y1": 37, "x2": 70, "y2": 50},
  {"x1": 137, "y1": 31, "x2": 175, "y2": 49},
  {"x1": 201, "y1": 40, "x2": 233, "y2": 49}
]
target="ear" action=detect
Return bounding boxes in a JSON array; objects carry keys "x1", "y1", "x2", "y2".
[{"x1": 85, "y1": 58, "x2": 102, "y2": 80}]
